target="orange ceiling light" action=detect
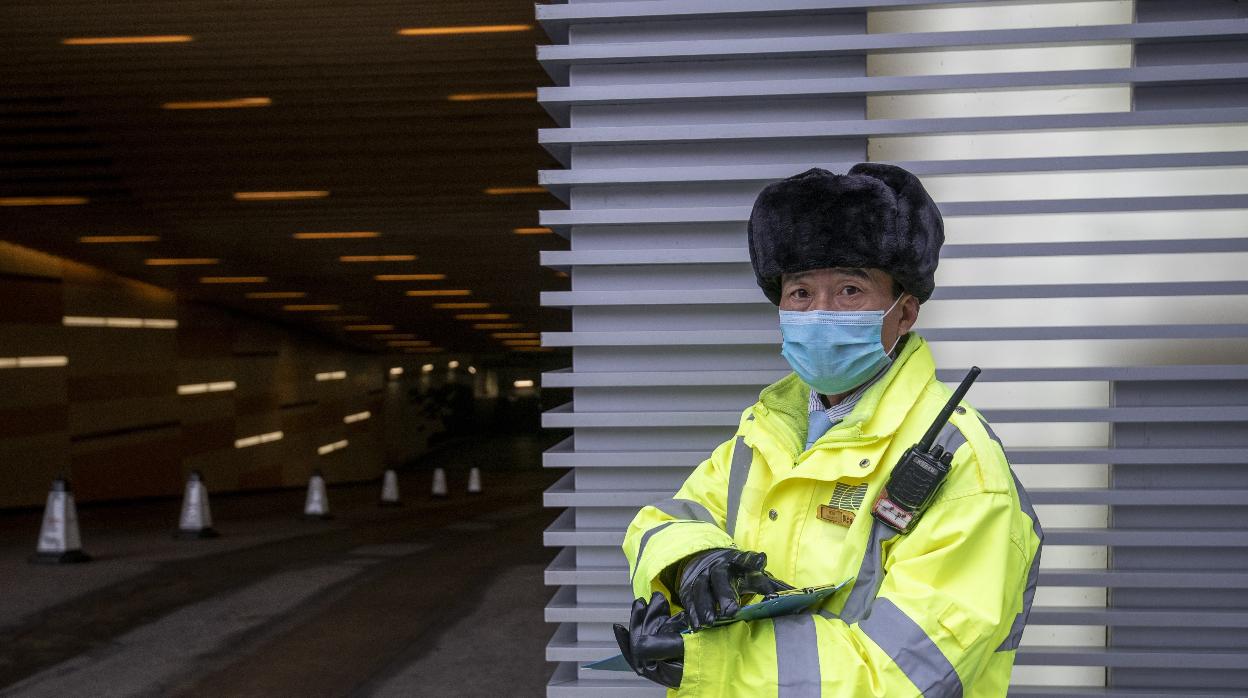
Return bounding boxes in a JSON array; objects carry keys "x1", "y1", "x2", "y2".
[
  {"x1": 63, "y1": 35, "x2": 193, "y2": 45},
  {"x1": 345, "y1": 324, "x2": 394, "y2": 331},
  {"x1": 405, "y1": 289, "x2": 471, "y2": 297},
  {"x1": 145, "y1": 257, "x2": 219, "y2": 266},
  {"x1": 292, "y1": 231, "x2": 379, "y2": 240},
  {"x1": 492, "y1": 332, "x2": 539, "y2": 339},
  {"x1": 199, "y1": 276, "x2": 267, "y2": 284},
  {"x1": 398, "y1": 24, "x2": 531, "y2": 36},
  {"x1": 0, "y1": 196, "x2": 88, "y2": 206},
  {"x1": 283, "y1": 304, "x2": 340, "y2": 312},
  {"x1": 447, "y1": 91, "x2": 536, "y2": 102},
  {"x1": 388, "y1": 340, "x2": 433, "y2": 347},
  {"x1": 511, "y1": 346, "x2": 553, "y2": 353},
  {"x1": 245, "y1": 291, "x2": 306, "y2": 299},
  {"x1": 79, "y1": 235, "x2": 160, "y2": 243},
  {"x1": 502, "y1": 339, "x2": 542, "y2": 346},
  {"x1": 473, "y1": 322, "x2": 522, "y2": 330},
  {"x1": 374, "y1": 273, "x2": 445, "y2": 281},
  {"x1": 376, "y1": 333, "x2": 416, "y2": 339},
  {"x1": 513, "y1": 226, "x2": 552, "y2": 235},
  {"x1": 340, "y1": 254, "x2": 416, "y2": 262},
  {"x1": 434, "y1": 302, "x2": 488, "y2": 309},
  {"x1": 163, "y1": 97, "x2": 271, "y2": 110},
  {"x1": 455, "y1": 313, "x2": 509, "y2": 320},
  {"x1": 484, "y1": 186, "x2": 545, "y2": 195},
  {"x1": 233, "y1": 189, "x2": 327, "y2": 201}
]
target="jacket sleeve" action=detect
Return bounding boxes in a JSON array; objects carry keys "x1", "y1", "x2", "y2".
[
  {"x1": 676, "y1": 456, "x2": 1037, "y2": 697},
  {"x1": 622, "y1": 430, "x2": 744, "y2": 602}
]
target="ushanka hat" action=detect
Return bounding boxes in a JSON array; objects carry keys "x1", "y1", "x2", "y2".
[{"x1": 747, "y1": 162, "x2": 944, "y2": 305}]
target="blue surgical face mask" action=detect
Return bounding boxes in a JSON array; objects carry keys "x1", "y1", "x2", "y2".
[{"x1": 778, "y1": 294, "x2": 906, "y2": 395}]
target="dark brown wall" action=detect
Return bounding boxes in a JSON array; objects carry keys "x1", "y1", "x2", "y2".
[{"x1": 1, "y1": 240, "x2": 441, "y2": 508}]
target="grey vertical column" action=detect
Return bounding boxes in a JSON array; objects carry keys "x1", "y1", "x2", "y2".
[
  {"x1": 536, "y1": 3, "x2": 868, "y2": 695},
  {"x1": 1104, "y1": 1, "x2": 1248, "y2": 691}
]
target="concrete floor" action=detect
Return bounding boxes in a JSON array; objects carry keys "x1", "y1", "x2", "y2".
[{"x1": 0, "y1": 433, "x2": 563, "y2": 697}]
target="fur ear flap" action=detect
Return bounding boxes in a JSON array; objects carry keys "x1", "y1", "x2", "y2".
[{"x1": 748, "y1": 163, "x2": 944, "y2": 304}]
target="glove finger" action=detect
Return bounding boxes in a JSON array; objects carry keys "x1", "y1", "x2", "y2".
[
  {"x1": 613, "y1": 623, "x2": 639, "y2": 673},
  {"x1": 642, "y1": 591, "x2": 672, "y2": 631},
  {"x1": 708, "y1": 564, "x2": 739, "y2": 619},
  {"x1": 734, "y1": 550, "x2": 768, "y2": 573},
  {"x1": 687, "y1": 578, "x2": 715, "y2": 629}
]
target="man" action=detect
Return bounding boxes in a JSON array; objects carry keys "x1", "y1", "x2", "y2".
[{"x1": 614, "y1": 163, "x2": 1043, "y2": 696}]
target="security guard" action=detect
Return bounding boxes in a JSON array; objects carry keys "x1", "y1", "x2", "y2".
[{"x1": 614, "y1": 163, "x2": 1043, "y2": 696}]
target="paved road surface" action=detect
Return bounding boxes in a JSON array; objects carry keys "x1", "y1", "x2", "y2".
[{"x1": 0, "y1": 433, "x2": 563, "y2": 697}]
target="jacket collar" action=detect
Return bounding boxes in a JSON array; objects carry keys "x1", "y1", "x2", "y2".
[{"x1": 749, "y1": 332, "x2": 935, "y2": 457}]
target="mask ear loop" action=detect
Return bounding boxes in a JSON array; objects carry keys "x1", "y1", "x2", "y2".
[{"x1": 884, "y1": 293, "x2": 908, "y2": 357}]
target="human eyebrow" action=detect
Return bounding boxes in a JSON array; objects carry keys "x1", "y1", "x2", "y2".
[{"x1": 832, "y1": 267, "x2": 871, "y2": 281}]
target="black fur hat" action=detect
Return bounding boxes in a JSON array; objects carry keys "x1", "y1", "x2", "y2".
[{"x1": 747, "y1": 163, "x2": 944, "y2": 304}]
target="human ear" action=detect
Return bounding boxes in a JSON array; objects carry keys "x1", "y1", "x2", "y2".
[{"x1": 896, "y1": 295, "x2": 920, "y2": 335}]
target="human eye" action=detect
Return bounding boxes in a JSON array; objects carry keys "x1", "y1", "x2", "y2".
[
  {"x1": 839, "y1": 285, "x2": 861, "y2": 296},
  {"x1": 789, "y1": 287, "x2": 810, "y2": 300}
]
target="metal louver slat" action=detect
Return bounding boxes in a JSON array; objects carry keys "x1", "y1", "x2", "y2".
[{"x1": 536, "y1": 0, "x2": 1248, "y2": 693}]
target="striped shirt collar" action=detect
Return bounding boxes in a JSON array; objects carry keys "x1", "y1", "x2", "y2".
[{"x1": 807, "y1": 363, "x2": 891, "y2": 426}]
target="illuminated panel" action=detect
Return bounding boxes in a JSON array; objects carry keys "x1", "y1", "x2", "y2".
[
  {"x1": 0, "y1": 196, "x2": 88, "y2": 206},
  {"x1": 79, "y1": 235, "x2": 160, "y2": 243},
  {"x1": 0, "y1": 356, "x2": 69, "y2": 369},
  {"x1": 292, "y1": 231, "x2": 379, "y2": 239},
  {"x1": 63, "y1": 316, "x2": 178, "y2": 329},
  {"x1": 246, "y1": 291, "x2": 306, "y2": 299},
  {"x1": 177, "y1": 381, "x2": 237, "y2": 395},
  {"x1": 163, "y1": 98, "x2": 271, "y2": 110},
  {"x1": 343, "y1": 411, "x2": 371, "y2": 424},
  {"x1": 145, "y1": 258, "x2": 218, "y2": 266},
  {"x1": 448, "y1": 92, "x2": 536, "y2": 102},
  {"x1": 235, "y1": 430, "x2": 283, "y2": 449},
  {"x1": 484, "y1": 186, "x2": 545, "y2": 195},
  {"x1": 340, "y1": 255, "x2": 416, "y2": 262},
  {"x1": 63, "y1": 35, "x2": 193, "y2": 45},
  {"x1": 199, "y1": 276, "x2": 267, "y2": 284},
  {"x1": 398, "y1": 24, "x2": 531, "y2": 36},
  {"x1": 232, "y1": 190, "x2": 327, "y2": 200},
  {"x1": 375, "y1": 274, "x2": 446, "y2": 281},
  {"x1": 316, "y1": 439, "x2": 348, "y2": 455},
  {"x1": 405, "y1": 289, "x2": 472, "y2": 297}
]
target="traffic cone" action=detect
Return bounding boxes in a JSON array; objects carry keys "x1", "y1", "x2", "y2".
[
  {"x1": 304, "y1": 470, "x2": 333, "y2": 520},
  {"x1": 175, "y1": 470, "x2": 219, "y2": 539},
  {"x1": 431, "y1": 468, "x2": 448, "y2": 498},
  {"x1": 379, "y1": 468, "x2": 402, "y2": 506},
  {"x1": 30, "y1": 477, "x2": 91, "y2": 564},
  {"x1": 467, "y1": 467, "x2": 482, "y2": 494}
]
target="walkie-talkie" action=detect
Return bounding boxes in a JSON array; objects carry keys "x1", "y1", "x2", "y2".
[{"x1": 871, "y1": 366, "x2": 981, "y2": 534}]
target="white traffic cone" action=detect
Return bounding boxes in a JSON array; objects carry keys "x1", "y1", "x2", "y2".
[
  {"x1": 431, "y1": 467, "x2": 448, "y2": 498},
  {"x1": 30, "y1": 477, "x2": 91, "y2": 564},
  {"x1": 467, "y1": 467, "x2": 482, "y2": 495},
  {"x1": 304, "y1": 471, "x2": 333, "y2": 520},
  {"x1": 175, "y1": 470, "x2": 219, "y2": 539},
  {"x1": 380, "y1": 468, "x2": 402, "y2": 506}
]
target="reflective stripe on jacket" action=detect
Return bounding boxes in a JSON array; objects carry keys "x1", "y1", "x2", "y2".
[{"x1": 622, "y1": 332, "x2": 1043, "y2": 697}]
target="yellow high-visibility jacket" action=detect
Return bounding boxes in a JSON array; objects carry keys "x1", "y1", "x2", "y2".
[{"x1": 623, "y1": 333, "x2": 1043, "y2": 697}]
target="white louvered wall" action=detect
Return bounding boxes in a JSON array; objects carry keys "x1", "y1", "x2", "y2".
[{"x1": 535, "y1": 1, "x2": 1248, "y2": 694}]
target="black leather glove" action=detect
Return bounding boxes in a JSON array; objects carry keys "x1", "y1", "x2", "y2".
[
  {"x1": 613, "y1": 591, "x2": 688, "y2": 689},
  {"x1": 666, "y1": 548, "x2": 794, "y2": 629}
]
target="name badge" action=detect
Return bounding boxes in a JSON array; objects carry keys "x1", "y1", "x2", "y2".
[{"x1": 817, "y1": 504, "x2": 856, "y2": 528}]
